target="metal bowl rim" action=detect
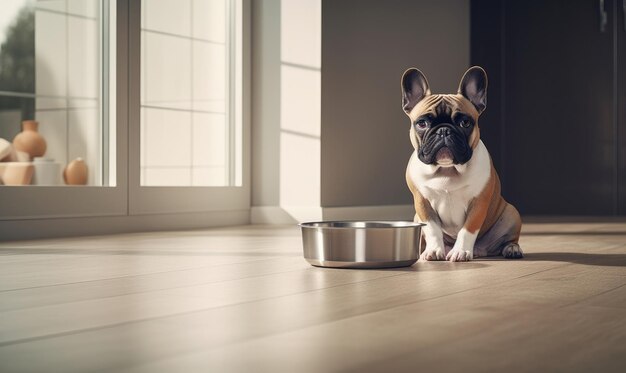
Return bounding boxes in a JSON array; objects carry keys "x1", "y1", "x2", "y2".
[{"x1": 299, "y1": 220, "x2": 426, "y2": 229}]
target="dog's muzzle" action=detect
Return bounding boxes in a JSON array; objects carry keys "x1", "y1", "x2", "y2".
[{"x1": 418, "y1": 124, "x2": 473, "y2": 165}]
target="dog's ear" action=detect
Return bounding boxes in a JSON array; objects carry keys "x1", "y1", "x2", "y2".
[
  {"x1": 401, "y1": 68, "x2": 430, "y2": 115},
  {"x1": 458, "y1": 66, "x2": 488, "y2": 114}
]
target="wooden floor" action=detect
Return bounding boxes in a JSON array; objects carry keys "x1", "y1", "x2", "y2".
[{"x1": 0, "y1": 222, "x2": 625, "y2": 373}]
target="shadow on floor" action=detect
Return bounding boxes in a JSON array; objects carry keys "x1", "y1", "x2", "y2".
[
  {"x1": 522, "y1": 252, "x2": 626, "y2": 267},
  {"x1": 382, "y1": 261, "x2": 489, "y2": 272},
  {"x1": 398, "y1": 252, "x2": 626, "y2": 268},
  {"x1": 522, "y1": 231, "x2": 626, "y2": 236}
]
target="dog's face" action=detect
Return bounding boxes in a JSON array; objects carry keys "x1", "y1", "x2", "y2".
[{"x1": 401, "y1": 67, "x2": 488, "y2": 166}]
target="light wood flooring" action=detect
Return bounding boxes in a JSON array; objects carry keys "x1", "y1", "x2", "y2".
[{"x1": 0, "y1": 222, "x2": 625, "y2": 372}]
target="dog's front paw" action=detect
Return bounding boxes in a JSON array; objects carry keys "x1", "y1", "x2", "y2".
[
  {"x1": 502, "y1": 243, "x2": 523, "y2": 259},
  {"x1": 446, "y1": 249, "x2": 473, "y2": 262},
  {"x1": 420, "y1": 247, "x2": 446, "y2": 261}
]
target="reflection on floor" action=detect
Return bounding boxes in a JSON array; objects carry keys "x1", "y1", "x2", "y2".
[{"x1": 0, "y1": 222, "x2": 625, "y2": 372}]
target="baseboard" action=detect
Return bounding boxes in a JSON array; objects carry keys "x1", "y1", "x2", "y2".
[
  {"x1": 250, "y1": 206, "x2": 323, "y2": 224},
  {"x1": 251, "y1": 204, "x2": 414, "y2": 224},
  {"x1": 0, "y1": 209, "x2": 250, "y2": 241},
  {"x1": 4, "y1": 205, "x2": 415, "y2": 241},
  {"x1": 521, "y1": 215, "x2": 626, "y2": 223}
]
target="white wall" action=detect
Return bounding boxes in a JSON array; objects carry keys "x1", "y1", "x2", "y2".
[
  {"x1": 279, "y1": 0, "x2": 321, "y2": 213},
  {"x1": 251, "y1": 0, "x2": 280, "y2": 206},
  {"x1": 251, "y1": 0, "x2": 323, "y2": 223}
]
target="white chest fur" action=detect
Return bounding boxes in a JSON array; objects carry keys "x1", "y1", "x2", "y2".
[{"x1": 408, "y1": 141, "x2": 491, "y2": 238}]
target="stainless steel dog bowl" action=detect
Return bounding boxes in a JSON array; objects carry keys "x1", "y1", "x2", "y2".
[{"x1": 299, "y1": 221, "x2": 424, "y2": 269}]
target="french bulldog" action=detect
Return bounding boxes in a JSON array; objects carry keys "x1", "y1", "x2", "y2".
[{"x1": 402, "y1": 66, "x2": 523, "y2": 262}]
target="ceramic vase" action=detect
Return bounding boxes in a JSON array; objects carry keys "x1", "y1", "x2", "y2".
[
  {"x1": 32, "y1": 157, "x2": 62, "y2": 186},
  {"x1": 13, "y1": 120, "x2": 47, "y2": 160},
  {"x1": 1, "y1": 163, "x2": 34, "y2": 185},
  {"x1": 0, "y1": 138, "x2": 12, "y2": 161},
  {"x1": 64, "y1": 157, "x2": 88, "y2": 185}
]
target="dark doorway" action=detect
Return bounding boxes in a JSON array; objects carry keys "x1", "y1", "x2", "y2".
[{"x1": 471, "y1": 0, "x2": 626, "y2": 215}]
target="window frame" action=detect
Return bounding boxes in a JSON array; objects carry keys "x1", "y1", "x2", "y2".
[{"x1": 0, "y1": 0, "x2": 251, "y2": 223}]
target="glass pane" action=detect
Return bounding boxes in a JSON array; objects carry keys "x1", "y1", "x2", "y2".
[
  {"x1": 140, "y1": 0, "x2": 242, "y2": 186},
  {"x1": 0, "y1": 0, "x2": 115, "y2": 186}
]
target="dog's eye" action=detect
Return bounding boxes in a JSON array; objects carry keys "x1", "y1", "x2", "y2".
[
  {"x1": 415, "y1": 119, "x2": 429, "y2": 129},
  {"x1": 459, "y1": 119, "x2": 471, "y2": 128}
]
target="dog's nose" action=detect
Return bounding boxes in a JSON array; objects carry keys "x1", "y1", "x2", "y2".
[{"x1": 436, "y1": 127, "x2": 451, "y2": 137}]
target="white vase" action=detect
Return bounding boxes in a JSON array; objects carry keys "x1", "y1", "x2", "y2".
[{"x1": 32, "y1": 157, "x2": 62, "y2": 186}]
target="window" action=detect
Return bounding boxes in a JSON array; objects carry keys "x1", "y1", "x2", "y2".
[
  {"x1": 0, "y1": 0, "x2": 115, "y2": 187},
  {"x1": 140, "y1": 0, "x2": 242, "y2": 186},
  {"x1": 0, "y1": 0, "x2": 249, "y2": 229}
]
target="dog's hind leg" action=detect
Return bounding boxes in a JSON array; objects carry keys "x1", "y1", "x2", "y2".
[{"x1": 474, "y1": 203, "x2": 523, "y2": 259}]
